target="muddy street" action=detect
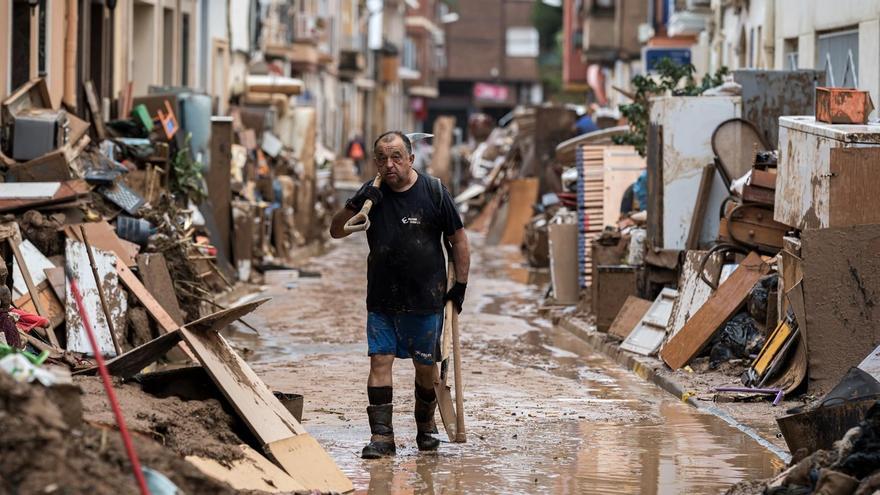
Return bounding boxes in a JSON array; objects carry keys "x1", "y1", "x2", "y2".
[{"x1": 225, "y1": 236, "x2": 783, "y2": 494}]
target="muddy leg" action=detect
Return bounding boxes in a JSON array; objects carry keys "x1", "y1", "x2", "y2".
[
  {"x1": 414, "y1": 361, "x2": 440, "y2": 452},
  {"x1": 363, "y1": 354, "x2": 396, "y2": 459}
]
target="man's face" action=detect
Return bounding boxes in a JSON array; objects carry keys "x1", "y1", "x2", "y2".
[{"x1": 374, "y1": 136, "x2": 414, "y2": 188}]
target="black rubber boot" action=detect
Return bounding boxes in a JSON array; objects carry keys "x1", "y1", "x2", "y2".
[
  {"x1": 362, "y1": 404, "x2": 396, "y2": 459},
  {"x1": 414, "y1": 390, "x2": 440, "y2": 452}
]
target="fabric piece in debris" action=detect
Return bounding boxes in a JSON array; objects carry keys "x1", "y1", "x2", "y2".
[
  {"x1": 0, "y1": 354, "x2": 55, "y2": 386},
  {"x1": 709, "y1": 311, "x2": 763, "y2": 368},
  {"x1": 10, "y1": 308, "x2": 49, "y2": 334}
]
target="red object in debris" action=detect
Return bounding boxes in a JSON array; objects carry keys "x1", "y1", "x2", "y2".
[
  {"x1": 10, "y1": 308, "x2": 49, "y2": 333},
  {"x1": 67, "y1": 272, "x2": 150, "y2": 495},
  {"x1": 816, "y1": 87, "x2": 875, "y2": 124}
]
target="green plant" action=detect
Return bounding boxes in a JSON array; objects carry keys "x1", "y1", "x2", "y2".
[
  {"x1": 613, "y1": 59, "x2": 729, "y2": 156},
  {"x1": 170, "y1": 133, "x2": 207, "y2": 204}
]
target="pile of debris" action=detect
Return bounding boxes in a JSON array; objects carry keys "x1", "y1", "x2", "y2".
[
  {"x1": 727, "y1": 399, "x2": 880, "y2": 495},
  {"x1": 462, "y1": 70, "x2": 880, "y2": 475},
  {"x1": 0, "y1": 76, "x2": 352, "y2": 492}
]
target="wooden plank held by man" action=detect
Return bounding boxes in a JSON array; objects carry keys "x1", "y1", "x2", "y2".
[
  {"x1": 435, "y1": 258, "x2": 467, "y2": 443},
  {"x1": 329, "y1": 130, "x2": 469, "y2": 459}
]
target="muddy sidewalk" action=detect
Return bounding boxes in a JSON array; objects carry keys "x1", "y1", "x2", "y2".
[{"x1": 225, "y1": 235, "x2": 784, "y2": 494}]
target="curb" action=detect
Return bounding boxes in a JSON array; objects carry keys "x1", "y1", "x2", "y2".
[{"x1": 557, "y1": 315, "x2": 792, "y2": 464}]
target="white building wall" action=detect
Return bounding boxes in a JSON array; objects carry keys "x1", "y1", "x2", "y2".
[
  {"x1": 715, "y1": 0, "x2": 770, "y2": 72},
  {"x1": 775, "y1": 0, "x2": 880, "y2": 116}
]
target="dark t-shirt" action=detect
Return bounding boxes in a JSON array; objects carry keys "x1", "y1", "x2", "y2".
[{"x1": 349, "y1": 172, "x2": 464, "y2": 314}]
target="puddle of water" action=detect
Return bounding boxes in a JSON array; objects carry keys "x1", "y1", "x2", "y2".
[
  {"x1": 317, "y1": 328, "x2": 783, "y2": 494},
  {"x1": 228, "y1": 236, "x2": 782, "y2": 494}
]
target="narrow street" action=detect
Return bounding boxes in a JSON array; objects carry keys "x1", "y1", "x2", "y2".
[{"x1": 227, "y1": 235, "x2": 783, "y2": 494}]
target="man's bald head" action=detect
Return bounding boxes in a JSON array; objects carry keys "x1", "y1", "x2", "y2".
[{"x1": 373, "y1": 131, "x2": 412, "y2": 156}]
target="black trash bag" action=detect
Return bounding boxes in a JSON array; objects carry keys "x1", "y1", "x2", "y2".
[
  {"x1": 748, "y1": 275, "x2": 778, "y2": 324},
  {"x1": 709, "y1": 311, "x2": 764, "y2": 368}
]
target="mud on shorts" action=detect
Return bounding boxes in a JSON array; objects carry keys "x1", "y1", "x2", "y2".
[{"x1": 366, "y1": 311, "x2": 442, "y2": 365}]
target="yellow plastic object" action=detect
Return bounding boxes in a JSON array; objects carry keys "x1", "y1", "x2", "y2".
[{"x1": 752, "y1": 319, "x2": 792, "y2": 377}]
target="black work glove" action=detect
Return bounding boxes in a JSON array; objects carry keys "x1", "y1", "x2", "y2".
[
  {"x1": 445, "y1": 281, "x2": 467, "y2": 314},
  {"x1": 345, "y1": 186, "x2": 383, "y2": 211}
]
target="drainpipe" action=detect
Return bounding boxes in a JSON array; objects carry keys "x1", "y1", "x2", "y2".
[{"x1": 65, "y1": 0, "x2": 78, "y2": 109}]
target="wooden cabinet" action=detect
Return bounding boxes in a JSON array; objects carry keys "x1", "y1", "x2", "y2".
[{"x1": 775, "y1": 116, "x2": 880, "y2": 230}]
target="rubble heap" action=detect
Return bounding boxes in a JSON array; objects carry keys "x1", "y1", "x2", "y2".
[
  {"x1": 458, "y1": 69, "x2": 880, "y2": 491},
  {"x1": 0, "y1": 75, "x2": 353, "y2": 492}
]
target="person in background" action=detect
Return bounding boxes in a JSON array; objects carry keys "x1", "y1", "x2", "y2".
[
  {"x1": 619, "y1": 170, "x2": 648, "y2": 228},
  {"x1": 575, "y1": 105, "x2": 599, "y2": 136},
  {"x1": 346, "y1": 133, "x2": 366, "y2": 175}
]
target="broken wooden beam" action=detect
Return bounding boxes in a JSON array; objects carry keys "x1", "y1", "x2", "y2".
[
  {"x1": 178, "y1": 303, "x2": 352, "y2": 493},
  {"x1": 660, "y1": 252, "x2": 770, "y2": 370},
  {"x1": 75, "y1": 300, "x2": 268, "y2": 379}
]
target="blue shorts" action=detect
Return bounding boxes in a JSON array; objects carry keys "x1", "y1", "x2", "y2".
[{"x1": 366, "y1": 311, "x2": 442, "y2": 365}]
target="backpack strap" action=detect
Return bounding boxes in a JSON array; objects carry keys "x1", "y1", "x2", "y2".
[
  {"x1": 417, "y1": 171, "x2": 444, "y2": 209},
  {"x1": 428, "y1": 174, "x2": 443, "y2": 210}
]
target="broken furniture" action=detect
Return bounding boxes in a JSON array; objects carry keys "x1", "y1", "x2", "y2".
[
  {"x1": 575, "y1": 146, "x2": 604, "y2": 287},
  {"x1": 573, "y1": 145, "x2": 644, "y2": 289},
  {"x1": 607, "y1": 296, "x2": 653, "y2": 340},
  {"x1": 776, "y1": 117, "x2": 880, "y2": 230},
  {"x1": 666, "y1": 250, "x2": 723, "y2": 343},
  {"x1": 660, "y1": 252, "x2": 770, "y2": 370},
  {"x1": 718, "y1": 201, "x2": 788, "y2": 254},
  {"x1": 648, "y1": 96, "x2": 741, "y2": 250},
  {"x1": 711, "y1": 118, "x2": 770, "y2": 187},
  {"x1": 620, "y1": 288, "x2": 677, "y2": 356},
  {"x1": 592, "y1": 265, "x2": 639, "y2": 332}
]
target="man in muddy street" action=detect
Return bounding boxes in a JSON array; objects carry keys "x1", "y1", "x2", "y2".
[{"x1": 330, "y1": 131, "x2": 471, "y2": 459}]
